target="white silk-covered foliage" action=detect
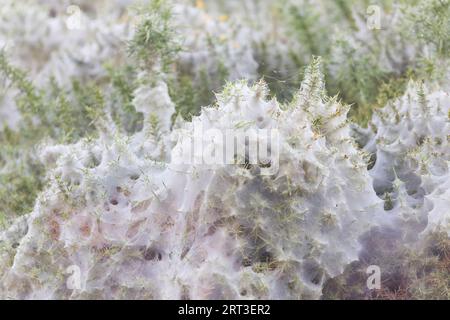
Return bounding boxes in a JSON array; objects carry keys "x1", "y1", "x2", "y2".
[
  {"x1": 1, "y1": 64, "x2": 449, "y2": 299},
  {"x1": 366, "y1": 83, "x2": 450, "y2": 240}
]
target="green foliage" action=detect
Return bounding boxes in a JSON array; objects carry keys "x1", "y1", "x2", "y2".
[
  {"x1": 45, "y1": 79, "x2": 106, "y2": 143},
  {"x1": 127, "y1": 0, "x2": 226, "y2": 121},
  {"x1": 0, "y1": 51, "x2": 45, "y2": 124},
  {"x1": 256, "y1": 42, "x2": 301, "y2": 103},
  {"x1": 271, "y1": 0, "x2": 450, "y2": 126},
  {"x1": 280, "y1": 0, "x2": 331, "y2": 62},
  {"x1": 0, "y1": 53, "x2": 108, "y2": 226},
  {"x1": 169, "y1": 60, "x2": 229, "y2": 120},
  {"x1": 296, "y1": 56, "x2": 326, "y2": 107},
  {"x1": 322, "y1": 230, "x2": 450, "y2": 300},
  {"x1": 0, "y1": 0, "x2": 447, "y2": 226}
]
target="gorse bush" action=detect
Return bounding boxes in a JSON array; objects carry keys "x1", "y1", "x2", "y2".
[{"x1": 0, "y1": 0, "x2": 448, "y2": 300}]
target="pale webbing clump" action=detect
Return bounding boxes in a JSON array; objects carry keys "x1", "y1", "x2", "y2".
[{"x1": 0, "y1": 64, "x2": 385, "y2": 299}]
